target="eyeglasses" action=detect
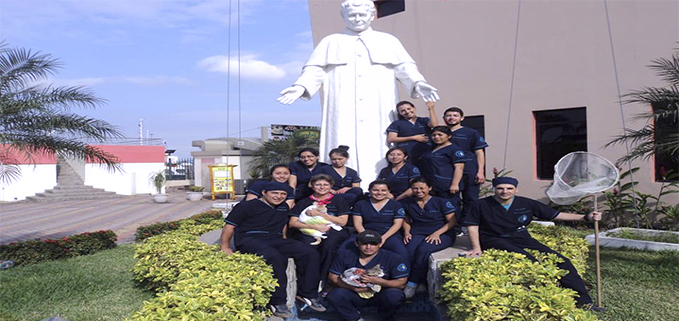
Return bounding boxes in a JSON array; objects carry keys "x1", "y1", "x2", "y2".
[{"x1": 313, "y1": 183, "x2": 331, "y2": 187}]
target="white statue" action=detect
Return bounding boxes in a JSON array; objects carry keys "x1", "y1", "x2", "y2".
[{"x1": 278, "y1": 0, "x2": 439, "y2": 186}]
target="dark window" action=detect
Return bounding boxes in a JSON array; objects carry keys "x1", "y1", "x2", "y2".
[
  {"x1": 653, "y1": 102, "x2": 679, "y2": 182},
  {"x1": 461, "y1": 115, "x2": 485, "y2": 139},
  {"x1": 534, "y1": 107, "x2": 587, "y2": 179}
]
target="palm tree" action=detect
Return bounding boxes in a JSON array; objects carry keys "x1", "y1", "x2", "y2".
[
  {"x1": 605, "y1": 51, "x2": 679, "y2": 168},
  {"x1": 0, "y1": 41, "x2": 123, "y2": 182},
  {"x1": 249, "y1": 129, "x2": 320, "y2": 178}
]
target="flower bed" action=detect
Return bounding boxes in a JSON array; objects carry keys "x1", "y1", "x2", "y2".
[
  {"x1": 0, "y1": 230, "x2": 117, "y2": 266},
  {"x1": 586, "y1": 227, "x2": 679, "y2": 251},
  {"x1": 134, "y1": 209, "x2": 223, "y2": 241}
]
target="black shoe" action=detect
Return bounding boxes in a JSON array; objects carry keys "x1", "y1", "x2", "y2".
[
  {"x1": 296, "y1": 295, "x2": 327, "y2": 312},
  {"x1": 271, "y1": 304, "x2": 293, "y2": 318}
]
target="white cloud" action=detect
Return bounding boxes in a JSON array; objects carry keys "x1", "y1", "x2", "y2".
[{"x1": 197, "y1": 54, "x2": 287, "y2": 80}]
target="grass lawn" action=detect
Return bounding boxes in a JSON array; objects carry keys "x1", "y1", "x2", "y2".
[
  {"x1": 1, "y1": 237, "x2": 678, "y2": 321},
  {"x1": 0, "y1": 244, "x2": 153, "y2": 321}
]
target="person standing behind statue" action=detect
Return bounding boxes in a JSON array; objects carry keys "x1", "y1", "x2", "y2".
[
  {"x1": 289, "y1": 147, "x2": 330, "y2": 202},
  {"x1": 443, "y1": 107, "x2": 488, "y2": 220},
  {"x1": 320, "y1": 146, "x2": 363, "y2": 207},
  {"x1": 387, "y1": 100, "x2": 438, "y2": 163},
  {"x1": 377, "y1": 147, "x2": 421, "y2": 201},
  {"x1": 278, "y1": 0, "x2": 439, "y2": 188}
]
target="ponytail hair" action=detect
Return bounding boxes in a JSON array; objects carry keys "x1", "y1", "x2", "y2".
[{"x1": 329, "y1": 145, "x2": 350, "y2": 158}]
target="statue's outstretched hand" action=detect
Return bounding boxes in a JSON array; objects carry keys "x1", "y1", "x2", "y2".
[
  {"x1": 277, "y1": 85, "x2": 305, "y2": 105},
  {"x1": 414, "y1": 82, "x2": 440, "y2": 102}
]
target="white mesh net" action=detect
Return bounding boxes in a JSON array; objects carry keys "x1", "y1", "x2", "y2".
[{"x1": 546, "y1": 152, "x2": 620, "y2": 205}]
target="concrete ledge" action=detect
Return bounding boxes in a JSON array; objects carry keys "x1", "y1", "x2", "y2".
[
  {"x1": 586, "y1": 227, "x2": 679, "y2": 251},
  {"x1": 427, "y1": 235, "x2": 471, "y2": 312}
]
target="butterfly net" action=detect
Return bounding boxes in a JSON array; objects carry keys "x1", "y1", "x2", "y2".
[{"x1": 546, "y1": 152, "x2": 620, "y2": 205}]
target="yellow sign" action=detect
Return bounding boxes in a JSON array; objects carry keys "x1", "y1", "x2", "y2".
[{"x1": 209, "y1": 164, "x2": 237, "y2": 200}]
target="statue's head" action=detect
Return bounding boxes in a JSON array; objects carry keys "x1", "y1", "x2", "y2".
[{"x1": 340, "y1": 0, "x2": 376, "y2": 32}]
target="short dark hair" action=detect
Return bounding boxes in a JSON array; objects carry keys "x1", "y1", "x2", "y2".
[
  {"x1": 368, "y1": 179, "x2": 390, "y2": 191},
  {"x1": 298, "y1": 147, "x2": 319, "y2": 157},
  {"x1": 431, "y1": 125, "x2": 453, "y2": 136},
  {"x1": 269, "y1": 164, "x2": 290, "y2": 177},
  {"x1": 396, "y1": 100, "x2": 414, "y2": 109},
  {"x1": 444, "y1": 107, "x2": 464, "y2": 117},
  {"x1": 409, "y1": 176, "x2": 431, "y2": 187},
  {"x1": 385, "y1": 146, "x2": 408, "y2": 165},
  {"x1": 309, "y1": 174, "x2": 335, "y2": 186},
  {"x1": 329, "y1": 145, "x2": 350, "y2": 158}
]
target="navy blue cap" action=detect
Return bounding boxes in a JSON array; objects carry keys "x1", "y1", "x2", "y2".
[
  {"x1": 263, "y1": 181, "x2": 290, "y2": 192},
  {"x1": 356, "y1": 230, "x2": 382, "y2": 244},
  {"x1": 492, "y1": 177, "x2": 519, "y2": 187}
]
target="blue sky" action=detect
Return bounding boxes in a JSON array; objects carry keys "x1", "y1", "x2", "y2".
[{"x1": 0, "y1": 0, "x2": 321, "y2": 158}]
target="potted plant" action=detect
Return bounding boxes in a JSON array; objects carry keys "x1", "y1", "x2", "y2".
[
  {"x1": 149, "y1": 170, "x2": 168, "y2": 203},
  {"x1": 187, "y1": 185, "x2": 204, "y2": 201}
]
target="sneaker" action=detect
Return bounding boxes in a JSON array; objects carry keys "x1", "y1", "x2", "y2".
[
  {"x1": 296, "y1": 295, "x2": 327, "y2": 312},
  {"x1": 403, "y1": 284, "x2": 417, "y2": 299},
  {"x1": 270, "y1": 304, "x2": 292, "y2": 318}
]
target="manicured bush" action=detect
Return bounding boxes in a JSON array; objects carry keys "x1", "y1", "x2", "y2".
[
  {"x1": 440, "y1": 226, "x2": 595, "y2": 321},
  {"x1": 134, "y1": 209, "x2": 223, "y2": 241},
  {"x1": 0, "y1": 230, "x2": 117, "y2": 266},
  {"x1": 129, "y1": 218, "x2": 276, "y2": 321}
]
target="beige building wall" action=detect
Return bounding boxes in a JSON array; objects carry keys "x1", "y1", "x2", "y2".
[{"x1": 308, "y1": 0, "x2": 679, "y2": 202}]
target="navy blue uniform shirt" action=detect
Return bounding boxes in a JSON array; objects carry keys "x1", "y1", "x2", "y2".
[
  {"x1": 329, "y1": 246, "x2": 409, "y2": 280},
  {"x1": 401, "y1": 196, "x2": 457, "y2": 235},
  {"x1": 418, "y1": 145, "x2": 470, "y2": 194},
  {"x1": 320, "y1": 166, "x2": 362, "y2": 190},
  {"x1": 387, "y1": 117, "x2": 432, "y2": 157},
  {"x1": 463, "y1": 196, "x2": 560, "y2": 238},
  {"x1": 288, "y1": 161, "x2": 330, "y2": 199},
  {"x1": 224, "y1": 199, "x2": 291, "y2": 246},
  {"x1": 449, "y1": 127, "x2": 488, "y2": 175},
  {"x1": 245, "y1": 180, "x2": 294, "y2": 200},
  {"x1": 291, "y1": 196, "x2": 351, "y2": 218},
  {"x1": 352, "y1": 199, "x2": 406, "y2": 235},
  {"x1": 377, "y1": 163, "x2": 421, "y2": 199}
]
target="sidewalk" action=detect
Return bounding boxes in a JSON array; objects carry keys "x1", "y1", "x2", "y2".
[{"x1": 0, "y1": 192, "x2": 234, "y2": 245}]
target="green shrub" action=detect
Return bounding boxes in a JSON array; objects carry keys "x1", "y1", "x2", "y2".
[
  {"x1": 0, "y1": 230, "x2": 117, "y2": 266},
  {"x1": 129, "y1": 219, "x2": 276, "y2": 321},
  {"x1": 440, "y1": 226, "x2": 595, "y2": 321},
  {"x1": 134, "y1": 209, "x2": 223, "y2": 241}
]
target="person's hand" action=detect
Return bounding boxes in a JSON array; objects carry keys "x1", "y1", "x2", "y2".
[
  {"x1": 425, "y1": 232, "x2": 442, "y2": 245},
  {"x1": 329, "y1": 189, "x2": 338, "y2": 195},
  {"x1": 360, "y1": 275, "x2": 383, "y2": 285},
  {"x1": 475, "y1": 171, "x2": 485, "y2": 184},
  {"x1": 387, "y1": 193, "x2": 395, "y2": 199},
  {"x1": 337, "y1": 187, "x2": 351, "y2": 194},
  {"x1": 277, "y1": 85, "x2": 305, "y2": 104},
  {"x1": 589, "y1": 211, "x2": 602, "y2": 221},
  {"x1": 426, "y1": 101, "x2": 436, "y2": 109},
  {"x1": 449, "y1": 184, "x2": 460, "y2": 195},
  {"x1": 306, "y1": 208, "x2": 321, "y2": 216},
  {"x1": 414, "y1": 82, "x2": 440, "y2": 102},
  {"x1": 464, "y1": 249, "x2": 482, "y2": 257},
  {"x1": 412, "y1": 134, "x2": 429, "y2": 143},
  {"x1": 403, "y1": 232, "x2": 412, "y2": 244},
  {"x1": 312, "y1": 224, "x2": 330, "y2": 232},
  {"x1": 222, "y1": 247, "x2": 234, "y2": 255}
]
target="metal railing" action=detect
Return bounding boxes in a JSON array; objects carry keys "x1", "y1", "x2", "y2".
[{"x1": 165, "y1": 158, "x2": 194, "y2": 181}]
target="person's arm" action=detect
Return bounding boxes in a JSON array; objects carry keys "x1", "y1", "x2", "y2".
[
  {"x1": 288, "y1": 174, "x2": 298, "y2": 190},
  {"x1": 475, "y1": 149, "x2": 485, "y2": 184},
  {"x1": 245, "y1": 193, "x2": 258, "y2": 201},
  {"x1": 554, "y1": 211, "x2": 602, "y2": 222},
  {"x1": 402, "y1": 219, "x2": 412, "y2": 244},
  {"x1": 425, "y1": 213, "x2": 456, "y2": 245},
  {"x1": 382, "y1": 218, "x2": 404, "y2": 243},
  {"x1": 328, "y1": 273, "x2": 370, "y2": 293},
  {"x1": 388, "y1": 132, "x2": 429, "y2": 144},
  {"x1": 353, "y1": 215, "x2": 365, "y2": 234},
  {"x1": 286, "y1": 199, "x2": 295, "y2": 208},
  {"x1": 288, "y1": 216, "x2": 331, "y2": 232},
  {"x1": 450, "y1": 163, "x2": 464, "y2": 194},
  {"x1": 426, "y1": 101, "x2": 438, "y2": 127},
  {"x1": 360, "y1": 275, "x2": 408, "y2": 290},
  {"x1": 304, "y1": 207, "x2": 349, "y2": 226},
  {"x1": 465, "y1": 225, "x2": 482, "y2": 256},
  {"x1": 220, "y1": 224, "x2": 235, "y2": 255}
]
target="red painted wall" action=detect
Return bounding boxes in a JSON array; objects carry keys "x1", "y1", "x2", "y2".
[{"x1": 1, "y1": 145, "x2": 165, "y2": 164}]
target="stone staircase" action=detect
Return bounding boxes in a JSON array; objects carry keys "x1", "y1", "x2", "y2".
[{"x1": 25, "y1": 158, "x2": 126, "y2": 202}]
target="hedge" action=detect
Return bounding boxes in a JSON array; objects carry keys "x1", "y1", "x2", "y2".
[
  {"x1": 134, "y1": 209, "x2": 223, "y2": 242},
  {"x1": 440, "y1": 225, "x2": 597, "y2": 321},
  {"x1": 128, "y1": 217, "x2": 276, "y2": 321},
  {"x1": 0, "y1": 230, "x2": 117, "y2": 266}
]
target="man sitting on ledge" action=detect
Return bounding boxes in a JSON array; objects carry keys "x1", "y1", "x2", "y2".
[
  {"x1": 220, "y1": 182, "x2": 326, "y2": 318},
  {"x1": 463, "y1": 177, "x2": 602, "y2": 310}
]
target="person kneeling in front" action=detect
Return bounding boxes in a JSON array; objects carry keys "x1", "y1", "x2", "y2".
[
  {"x1": 463, "y1": 177, "x2": 602, "y2": 310},
  {"x1": 220, "y1": 182, "x2": 326, "y2": 318},
  {"x1": 326, "y1": 230, "x2": 409, "y2": 321}
]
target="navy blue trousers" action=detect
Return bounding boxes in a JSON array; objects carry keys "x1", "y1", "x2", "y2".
[
  {"x1": 327, "y1": 287, "x2": 405, "y2": 320},
  {"x1": 481, "y1": 232, "x2": 592, "y2": 305},
  {"x1": 294, "y1": 228, "x2": 350, "y2": 284},
  {"x1": 405, "y1": 233, "x2": 455, "y2": 283},
  {"x1": 459, "y1": 174, "x2": 480, "y2": 224},
  {"x1": 237, "y1": 237, "x2": 320, "y2": 305}
]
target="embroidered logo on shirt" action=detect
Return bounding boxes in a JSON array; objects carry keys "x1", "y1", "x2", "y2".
[
  {"x1": 518, "y1": 214, "x2": 529, "y2": 223},
  {"x1": 397, "y1": 263, "x2": 408, "y2": 272},
  {"x1": 445, "y1": 201, "x2": 454, "y2": 209},
  {"x1": 413, "y1": 167, "x2": 420, "y2": 174},
  {"x1": 455, "y1": 150, "x2": 465, "y2": 158},
  {"x1": 397, "y1": 208, "x2": 406, "y2": 216}
]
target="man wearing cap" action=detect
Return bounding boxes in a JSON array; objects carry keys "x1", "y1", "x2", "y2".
[
  {"x1": 462, "y1": 177, "x2": 602, "y2": 307},
  {"x1": 326, "y1": 230, "x2": 409, "y2": 321},
  {"x1": 220, "y1": 182, "x2": 326, "y2": 318}
]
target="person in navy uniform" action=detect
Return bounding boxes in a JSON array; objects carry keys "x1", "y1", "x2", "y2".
[
  {"x1": 289, "y1": 147, "x2": 330, "y2": 201},
  {"x1": 387, "y1": 100, "x2": 438, "y2": 162},
  {"x1": 400, "y1": 177, "x2": 458, "y2": 299},
  {"x1": 344, "y1": 180, "x2": 408, "y2": 261},
  {"x1": 377, "y1": 147, "x2": 422, "y2": 201},
  {"x1": 417, "y1": 126, "x2": 468, "y2": 210},
  {"x1": 320, "y1": 145, "x2": 363, "y2": 207},
  {"x1": 289, "y1": 174, "x2": 351, "y2": 288},
  {"x1": 220, "y1": 182, "x2": 326, "y2": 318},
  {"x1": 327, "y1": 230, "x2": 410, "y2": 321},
  {"x1": 443, "y1": 106, "x2": 489, "y2": 218},
  {"x1": 243, "y1": 164, "x2": 295, "y2": 208},
  {"x1": 463, "y1": 177, "x2": 602, "y2": 308}
]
